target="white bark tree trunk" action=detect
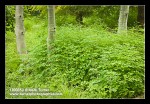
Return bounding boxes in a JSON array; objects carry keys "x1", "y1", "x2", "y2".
[
  {"x1": 117, "y1": 5, "x2": 129, "y2": 34},
  {"x1": 15, "y1": 5, "x2": 27, "y2": 54},
  {"x1": 47, "y1": 5, "x2": 56, "y2": 54}
]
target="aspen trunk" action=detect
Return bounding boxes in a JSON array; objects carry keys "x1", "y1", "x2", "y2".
[
  {"x1": 15, "y1": 5, "x2": 27, "y2": 54},
  {"x1": 117, "y1": 5, "x2": 129, "y2": 34},
  {"x1": 47, "y1": 5, "x2": 56, "y2": 54}
]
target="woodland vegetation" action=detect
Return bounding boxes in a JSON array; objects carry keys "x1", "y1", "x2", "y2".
[{"x1": 5, "y1": 5, "x2": 145, "y2": 99}]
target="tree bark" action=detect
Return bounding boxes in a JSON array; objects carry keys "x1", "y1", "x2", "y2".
[
  {"x1": 15, "y1": 5, "x2": 27, "y2": 54},
  {"x1": 47, "y1": 5, "x2": 56, "y2": 54},
  {"x1": 117, "y1": 5, "x2": 129, "y2": 34},
  {"x1": 137, "y1": 6, "x2": 144, "y2": 28}
]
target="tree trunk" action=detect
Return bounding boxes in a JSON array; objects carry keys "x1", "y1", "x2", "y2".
[
  {"x1": 76, "y1": 11, "x2": 83, "y2": 25},
  {"x1": 117, "y1": 5, "x2": 129, "y2": 34},
  {"x1": 137, "y1": 6, "x2": 144, "y2": 28},
  {"x1": 47, "y1": 5, "x2": 56, "y2": 54},
  {"x1": 15, "y1": 5, "x2": 27, "y2": 54}
]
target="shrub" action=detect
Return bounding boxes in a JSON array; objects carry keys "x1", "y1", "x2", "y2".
[{"x1": 6, "y1": 17, "x2": 144, "y2": 98}]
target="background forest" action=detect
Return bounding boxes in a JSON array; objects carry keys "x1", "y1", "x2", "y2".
[{"x1": 5, "y1": 5, "x2": 145, "y2": 99}]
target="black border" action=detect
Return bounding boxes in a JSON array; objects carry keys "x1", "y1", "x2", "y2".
[
  {"x1": 3, "y1": 0, "x2": 146, "y2": 5},
  {"x1": 2, "y1": 1, "x2": 148, "y2": 103}
]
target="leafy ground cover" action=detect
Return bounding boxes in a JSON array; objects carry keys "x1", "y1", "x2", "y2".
[{"x1": 5, "y1": 17, "x2": 145, "y2": 99}]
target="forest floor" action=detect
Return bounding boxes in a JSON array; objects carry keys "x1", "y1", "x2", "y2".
[{"x1": 6, "y1": 17, "x2": 145, "y2": 99}]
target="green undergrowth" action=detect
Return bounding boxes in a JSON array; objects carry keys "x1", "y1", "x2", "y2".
[{"x1": 6, "y1": 17, "x2": 145, "y2": 99}]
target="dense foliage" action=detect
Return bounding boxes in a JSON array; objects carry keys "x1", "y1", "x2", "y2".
[
  {"x1": 5, "y1": 6, "x2": 144, "y2": 98},
  {"x1": 5, "y1": 5, "x2": 139, "y2": 33},
  {"x1": 5, "y1": 6, "x2": 15, "y2": 32},
  {"x1": 6, "y1": 15, "x2": 144, "y2": 98}
]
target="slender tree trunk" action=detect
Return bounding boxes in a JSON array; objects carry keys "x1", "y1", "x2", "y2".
[
  {"x1": 137, "y1": 6, "x2": 144, "y2": 28},
  {"x1": 76, "y1": 11, "x2": 83, "y2": 25},
  {"x1": 117, "y1": 5, "x2": 129, "y2": 34},
  {"x1": 15, "y1": 5, "x2": 27, "y2": 54},
  {"x1": 47, "y1": 5, "x2": 56, "y2": 55}
]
